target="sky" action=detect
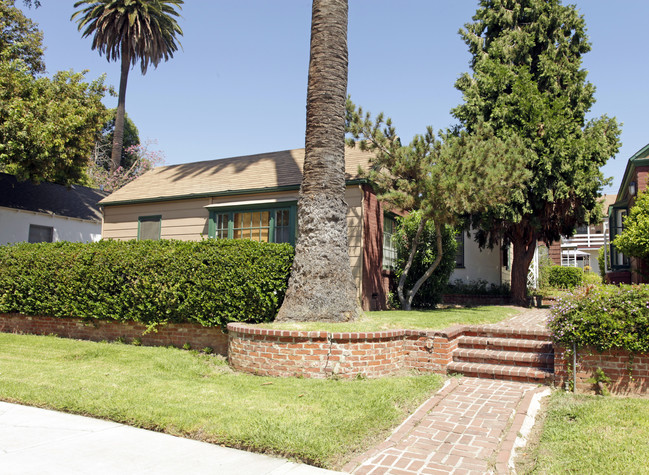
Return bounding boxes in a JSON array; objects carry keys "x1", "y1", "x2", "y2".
[{"x1": 19, "y1": 1, "x2": 649, "y2": 195}]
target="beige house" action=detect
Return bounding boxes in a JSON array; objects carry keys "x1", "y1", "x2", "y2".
[{"x1": 100, "y1": 147, "x2": 396, "y2": 311}]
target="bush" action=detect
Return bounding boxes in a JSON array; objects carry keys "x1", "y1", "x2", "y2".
[
  {"x1": 597, "y1": 246, "x2": 609, "y2": 280},
  {"x1": 0, "y1": 239, "x2": 294, "y2": 327},
  {"x1": 445, "y1": 279, "x2": 510, "y2": 296},
  {"x1": 393, "y1": 211, "x2": 457, "y2": 308},
  {"x1": 548, "y1": 266, "x2": 583, "y2": 289},
  {"x1": 548, "y1": 285, "x2": 649, "y2": 353}
]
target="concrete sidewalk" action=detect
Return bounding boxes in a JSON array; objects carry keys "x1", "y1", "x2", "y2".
[{"x1": 0, "y1": 401, "x2": 342, "y2": 475}]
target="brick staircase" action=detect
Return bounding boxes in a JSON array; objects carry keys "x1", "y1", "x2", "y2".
[{"x1": 447, "y1": 326, "x2": 554, "y2": 384}]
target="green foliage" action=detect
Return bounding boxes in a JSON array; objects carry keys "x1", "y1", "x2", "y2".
[
  {"x1": 0, "y1": 0, "x2": 44, "y2": 74},
  {"x1": 393, "y1": 212, "x2": 457, "y2": 308},
  {"x1": 0, "y1": 239, "x2": 294, "y2": 327},
  {"x1": 0, "y1": 64, "x2": 109, "y2": 185},
  {"x1": 548, "y1": 266, "x2": 583, "y2": 289},
  {"x1": 598, "y1": 246, "x2": 610, "y2": 280},
  {"x1": 346, "y1": 97, "x2": 529, "y2": 309},
  {"x1": 613, "y1": 190, "x2": 649, "y2": 260},
  {"x1": 548, "y1": 285, "x2": 649, "y2": 352},
  {"x1": 445, "y1": 279, "x2": 510, "y2": 297},
  {"x1": 453, "y1": 0, "x2": 621, "y2": 303}
]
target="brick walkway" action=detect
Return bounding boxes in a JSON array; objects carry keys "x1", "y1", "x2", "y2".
[{"x1": 343, "y1": 308, "x2": 552, "y2": 475}]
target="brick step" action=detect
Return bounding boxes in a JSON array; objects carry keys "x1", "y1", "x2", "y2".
[
  {"x1": 461, "y1": 325, "x2": 551, "y2": 342},
  {"x1": 447, "y1": 361, "x2": 553, "y2": 384},
  {"x1": 452, "y1": 348, "x2": 554, "y2": 370},
  {"x1": 457, "y1": 335, "x2": 553, "y2": 354}
]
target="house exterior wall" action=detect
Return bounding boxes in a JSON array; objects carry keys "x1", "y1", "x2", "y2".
[
  {"x1": 101, "y1": 185, "x2": 368, "y2": 306},
  {"x1": 449, "y1": 230, "x2": 503, "y2": 286},
  {"x1": 0, "y1": 207, "x2": 102, "y2": 245}
]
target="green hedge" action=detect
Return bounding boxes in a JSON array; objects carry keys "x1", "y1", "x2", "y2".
[
  {"x1": 548, "y1": 285, "x2": 649, "y2": 353},
  {"x1": 0, "y1": 239, "x2": 294, "y2": 327},
  {"x1": 548, "y1": 265, "x2": 583, "y2": 289}
]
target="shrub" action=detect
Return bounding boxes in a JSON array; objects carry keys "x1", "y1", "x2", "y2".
[
  {"x1": 548, "y1": 284, "x2": 649, "y2": 352},
  {"x1": 597, "y1": 246, "x2": 609, "y2": 280},
  {"x1": 0, "y1": 239, "x2": 294, "y2": 327},
  {"x1": 393, "y1": 212, "x2": 457, "y2": 308},
  {"x1": 445, "y1": 279, "x2": 510, "y2": 296},
  {"x1": 548, "y1": 266, "x2": 583, "y2": 289}
]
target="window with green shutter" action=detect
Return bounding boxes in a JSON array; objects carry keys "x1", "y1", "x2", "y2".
[{"x1": 208, "y1": 204, "x2": 296, "y2": 245}]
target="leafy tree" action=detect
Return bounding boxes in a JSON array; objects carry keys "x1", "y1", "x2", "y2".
[
  {"x1": 453, "y1": 0, "x2": 621, "y2": 305},
  {"x1": 72, "y1": 0, "x2": 183, "y2": 174},
  {"x1": 393, "y1": 211, "x2": 457, "y2": 308},
  {"x1": 613, "y1": 190, "x2": 649, "y2": 260},
  {"x1": 276, "y1": 0, "x2": 361, "y2": 322},
  {"x1": 0, "y1": 62, "x2": 109, "y2": 185},
  {"x1": 346, "y1": 99, "x2": 530, "y2": 310},
  {"x1": 0, "y1": 0, "x2": 44, "y2": 74}
]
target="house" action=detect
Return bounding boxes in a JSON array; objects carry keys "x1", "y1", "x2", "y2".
[
  {"x1": 449, "y1": 229, "x2": 511, "y2": 288},
  {"x1": 607, "y1": 143, "x2": 649, "y2": 284},
  {"x1": 544, "y1": 194, "x2": 617, "y2": 275},
  {"x1": 0, "y1": 173, "x2": 108, "y2": 245},
  {"x1": 100, "y1": 147, "x2": 401, "y2": 311}
]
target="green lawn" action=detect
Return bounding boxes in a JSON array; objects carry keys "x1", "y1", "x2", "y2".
[
  {"x1": 521, "y1": 391, "x2": 649, "y2": 474},
  {"x1": 0, "y1": 333, "x2": 443, "y2": 469},
  {"x1": 259, "y1": 306, "x2": 520, "y2": 332}
]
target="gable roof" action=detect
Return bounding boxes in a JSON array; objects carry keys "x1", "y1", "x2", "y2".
[
  {"x1": 0, "y1": 173, "x2": 108, "y2": 222},
  {"x1": 612, "y1": 142, "x2": 649, "y2": 208},
  {"x1": 100, "y1": 146, "x2": 374, "y2": 206}
]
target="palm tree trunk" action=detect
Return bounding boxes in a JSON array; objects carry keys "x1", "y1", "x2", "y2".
[
  {"x1": 276, "y1": 0, "x2": 361, "y2": 322},
  {"x1": 110, "y1": 47, "x2": 130, "y2": 174}
]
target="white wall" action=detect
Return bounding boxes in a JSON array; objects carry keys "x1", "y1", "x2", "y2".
[
  {"x1": 450, "y1": 230, "x2": 505, "y2": 286},
  {"x1": 0, "y1": 208, "x2": 102, "y2": 245}
]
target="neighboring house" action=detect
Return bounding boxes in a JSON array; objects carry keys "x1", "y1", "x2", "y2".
[
  {"x1": 545, "y1": 194, "x2": 617, "y2": 275},
  {"x1": 449, "y1": 229, "x2": 511, "y2": 288},
  {"x1": 0, "y1": 173, "x2": 108, "y2": 245},
  {"x1": 607, "y1": 143, "x2": 649, "y2": 284},
  {"x1": 100, "y1": 147, "x2": 399, "y2": 311}
]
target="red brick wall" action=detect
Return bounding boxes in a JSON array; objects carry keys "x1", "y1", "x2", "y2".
[
  {"x1": 362, "y1": 184, "x2": 388, "y2": 311},
  {"x1": 441, "y1": 294, "x2": 512, "y2": 306},
  {"x1": 0, "y1": 314, "x2": 229, "y2": 355},
  {"x1": 227, "y1": 323, "x2": 453, "y2": 379},
  {"x1": 555, "y1": 346, "x2": 649, "y2": 395}
]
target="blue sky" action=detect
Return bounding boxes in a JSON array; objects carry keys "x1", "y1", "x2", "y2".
[{"x1": 20, "y1": 1, "x2": 649, "y2": 195}]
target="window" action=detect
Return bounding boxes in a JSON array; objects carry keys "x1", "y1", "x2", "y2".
[
  {"x1": 28, "y1": 224, "x2": 53, "y2": 243},
  {"x1": 138, "y1": 215, "x2": 161, "y2": 240},
  {"x1": 455, "y1": 232, "x2": 464, "y2": 268},
  {"x1": 382, "y1": 216, "x2": 397, "y2": 270},
  {"x1": 209, "y1": 205, "x2": 296, "y2": 245}
]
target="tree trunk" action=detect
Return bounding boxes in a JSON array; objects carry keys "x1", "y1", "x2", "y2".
[
  {"x1": 276, "y1": 0, "x2": 360, "y2": 322},
  {"x1": 110, "y1": 47, "x2": 130, "y2": 174},
  {"x1": 509, "y1": 222, "x2": 537, "y2": 307}
]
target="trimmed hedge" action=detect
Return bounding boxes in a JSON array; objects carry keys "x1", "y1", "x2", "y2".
[
  {"x1": 548, "y1": 265, "x2": 583, "y2": 289},
  {"x1": 0, "y1": 239, "x2": 294, "y2": 327},
  {"x1": 548, "y1": 285, "x2": 649, "y2": 353}
]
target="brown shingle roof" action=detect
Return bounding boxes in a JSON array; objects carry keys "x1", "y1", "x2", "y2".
[{"x1": 100, "y1": 146, "x2": 373, "y2": 205}]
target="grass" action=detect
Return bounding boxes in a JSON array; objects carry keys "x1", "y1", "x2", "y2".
[
  {"x1": 0, "y1": 333, "x2": 443, "y2": 469},
  {"x1": 259, "y1": 306, "x2": 521, "y2": 332},
  {"x1": 520, "y1": 391, "x2": 649, "y2": 474}
]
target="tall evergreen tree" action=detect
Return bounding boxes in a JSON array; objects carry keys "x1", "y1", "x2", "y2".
[
  {"x1": 72, "y1": 0, "x2": 183, "y2": 174},
  {"x1": 276, "y1": 0, "x2": 361, "y2": 322},
  {"x1": 453, "y1": 0, "x2": 620, "y2": 305}
]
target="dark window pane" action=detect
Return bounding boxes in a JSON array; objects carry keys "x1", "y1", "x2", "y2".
[
  {"x1": 28, "y1": 224, "x2": 53, "y2": 243},
  {"x1": 139, "y1": 216, "x2": 161, "y2": 240},
  {"x1": 455, "y1": 233, "x2": 464, "y2": 268}
]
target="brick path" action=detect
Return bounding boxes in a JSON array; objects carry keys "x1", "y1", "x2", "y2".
[{"x1": 343, "y1": 308, "x2": 552, "y2": 475}]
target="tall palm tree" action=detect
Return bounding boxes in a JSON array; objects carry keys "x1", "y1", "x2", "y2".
[
  {"x1": 72, "y1": 0, "x2": 183, "y2": 174},
  {"x1": 276, "y1": 0, "x2": 361, "y2": 322}
]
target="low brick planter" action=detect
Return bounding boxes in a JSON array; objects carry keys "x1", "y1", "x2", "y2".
[
  {"x1": 0, "y1": 313, "x2": 229, "y2": 355},
  {"x1": 227, "y1": 323, "x2": 464, "y2": 379},
  {"x1": 555, "y1": 346, "x2": 649, "y2": 395}
]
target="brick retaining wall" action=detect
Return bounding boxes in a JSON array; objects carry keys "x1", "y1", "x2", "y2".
[
  {"x1": 441, "y1": 294, "x2": 512, "y2": 306},
  {"x1": 0, "y1": 314, "x2": 228, "y2": 355},
  {"x1": 227, "y1": 323, "x2": 464, "y2": 379},
  {"x1": 555, "y1": 346, "x2": 649, "y2": 395}
]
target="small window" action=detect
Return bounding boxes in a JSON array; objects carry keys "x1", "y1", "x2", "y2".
[
  {"x1": 138, "y1": 215, "x2": 161, "y2": 240},
  {"x1": 209, "y1": 206, "x2": 295, "y2": 245},
  {"x1": 28, "y1": 224, "x2": 53, "y2": 243},
  {"x1": 382, "y1": 216, "x2": 397, "y2": 270},
  {"x1": 455, "y1": 232, "x2": 464, "y2": 268}
]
